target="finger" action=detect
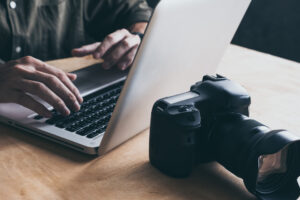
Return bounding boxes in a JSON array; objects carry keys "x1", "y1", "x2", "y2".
[
  {"x1": 22, "y1": 69, "x2": 81, "y2": 112},
  {"x1": 67, "y1": 73, "x2": 77, "y2": 81},
  {"x1": 13, "y1": 92, "x2": 52, "y2": 118},
  {"x1": 102, "y1": 35, "x2": 140, "y2": 69},
  {"x1": 18, "y1": 79, "x2": 71, "y2": 116},
  {"x1": 71, "y1": 42, "x2": 101, "y2": 57},
  {"x1": 116, "y1": 46, "x2": 138, "y2": 70},
  {"x1": 42, "y1": 67, "x2": 83, "y2": 104},
  {"x1": 94, "y1": 29, "x2": 131, "y2": 59},
  {"x1": 20, "y1": 57, "x2": 83, "y2": 104}
]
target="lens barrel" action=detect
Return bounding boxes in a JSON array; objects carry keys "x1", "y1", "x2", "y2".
[{"x1": 209, "y1": 113, "x2": 300, "y2": 199}]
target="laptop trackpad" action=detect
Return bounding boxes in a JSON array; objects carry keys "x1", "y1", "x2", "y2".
[{"x1": 72, "y1": 63, "x2": 128, "y2": 96}]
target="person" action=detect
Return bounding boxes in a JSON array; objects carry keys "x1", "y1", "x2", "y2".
[{"x1": 0, "y1": 0, "x2": 152, "y2": 118}]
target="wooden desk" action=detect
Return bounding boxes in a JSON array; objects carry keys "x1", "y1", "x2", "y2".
[{"x1": 1, "y1": 45, "x2": 300, "y2": 200}]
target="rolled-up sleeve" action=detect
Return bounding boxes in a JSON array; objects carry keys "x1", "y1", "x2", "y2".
[{"x1": 84, "y1": 0, "x2": 152, "y2": 41}]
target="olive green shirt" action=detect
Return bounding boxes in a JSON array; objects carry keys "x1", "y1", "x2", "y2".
[{"x1": 0, "y1": 0, "x2": 152, "y2": 62}]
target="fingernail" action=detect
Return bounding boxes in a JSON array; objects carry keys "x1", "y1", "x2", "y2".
[
  {"x1": 118, "y1": 63, "x2": 124, "y2": 70},
  {"x1": 71, "y1": 75, "x2": 77, "y2": 80},
  {"x1": 121, "y1": 65, "x2": 127, "y2": 71},
  {"x1": 74, "y1": 101, "x2": 81, "y2": 111},
  {"x1": 63, "y1": 108, "x2": 71, "y2": 116},
  {"x1": 79, "y1": 96, "x2": 84, "y2": 104}
]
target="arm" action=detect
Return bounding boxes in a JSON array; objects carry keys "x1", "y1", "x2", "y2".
[
  {"x1": 0, "y1": 56, "x2": 83, "y2": 117},
  {"x1": 129, "y1": 22, "x2": 148, "y2": 33},
  {"x1": 72, "y1": 0, "x2": 151, "y2": 70}
]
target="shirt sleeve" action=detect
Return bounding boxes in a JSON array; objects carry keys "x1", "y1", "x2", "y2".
[{"x1": 84, "y1": 0, "x2": 152, "y2": 41}]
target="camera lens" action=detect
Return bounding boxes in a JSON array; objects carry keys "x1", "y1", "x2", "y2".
[{"x1": 209, "y1": 113, "x2": 300, "y2": 197}]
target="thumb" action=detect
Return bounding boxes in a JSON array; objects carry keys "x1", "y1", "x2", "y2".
[
  {"x1": 71, "y1": 42, "x2": 101, "y2": 57},
  {"x1": 66, "y1": 72, "x2": 77, "y2": 81}
]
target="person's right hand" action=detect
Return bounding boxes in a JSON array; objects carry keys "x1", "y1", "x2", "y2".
[{"x1": 0, "y1": 56, "x2": 83, "y2": 118}]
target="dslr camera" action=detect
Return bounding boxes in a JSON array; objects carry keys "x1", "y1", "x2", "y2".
[{"x1": 149, "y1": 75, "x2": 300, "y2": 200}]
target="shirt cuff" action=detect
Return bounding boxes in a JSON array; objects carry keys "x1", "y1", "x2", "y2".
[{"x1": 124, "y1": 12, "x2": 152, "y2": 28}]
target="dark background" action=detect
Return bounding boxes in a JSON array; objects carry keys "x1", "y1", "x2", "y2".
[{"x1": 147, "y1": 0, "x2": 300, "y2": 63}]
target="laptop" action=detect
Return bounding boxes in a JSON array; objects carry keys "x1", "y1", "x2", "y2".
[{"x1": 0, "y1": 0, "x2": 251, "y2": 155}]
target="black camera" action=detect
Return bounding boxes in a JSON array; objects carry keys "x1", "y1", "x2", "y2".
[{"x1": 149, "y1": 75, "x2": 300, "y2": 200}]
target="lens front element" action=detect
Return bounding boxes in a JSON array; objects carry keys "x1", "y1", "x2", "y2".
[
  {"x1": 257, "y1": 146, "x2": 288, "y2": 182},
  {"x1": 256, "y1": 143, "x2": 299, "y2": 195}
]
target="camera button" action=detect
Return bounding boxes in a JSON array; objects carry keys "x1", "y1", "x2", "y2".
[{"x1": 178, "y1": 105, "x2": 190, "y2": 112}]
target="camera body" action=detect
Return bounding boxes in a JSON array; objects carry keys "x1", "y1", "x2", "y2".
[
  {"x1": 149, "y1": 75, "x2": 251, "y2": 177},
  {"x1": 149, "y1": 75, "x2": 300, "y2": 199}
]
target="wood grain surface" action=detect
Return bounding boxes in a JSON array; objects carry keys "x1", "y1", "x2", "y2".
[{"x1": 0, "y1": 45, "x2": 299, "y2": 200}]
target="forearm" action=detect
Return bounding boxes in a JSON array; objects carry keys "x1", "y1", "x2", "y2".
[{"x1": 129, "y1": 22, "x2": 148, "y2": 34}]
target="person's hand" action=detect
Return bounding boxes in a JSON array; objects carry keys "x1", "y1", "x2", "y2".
[
  {"x1": 72, "y1": 29, "x2": 141, "y2": 71},
  {"x1": 0, "y1": 56, "x2": 83, "y2": 118}
]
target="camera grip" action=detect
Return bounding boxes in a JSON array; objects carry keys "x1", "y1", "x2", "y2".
[{"x1": 149, "y1": 103, "x2": 201, "y2": 178}]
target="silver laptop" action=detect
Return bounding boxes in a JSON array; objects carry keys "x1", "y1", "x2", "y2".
[{"x1": 0, "y1": 0, "x2": 251, "y2": 155}]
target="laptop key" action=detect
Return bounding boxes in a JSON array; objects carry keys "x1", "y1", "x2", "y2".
[
  {"x1": 44, "y1": 80, "x2": 124, "y2": 137},
  {"x1": 46, "y1": 116, "x2": 63, "y2": 125},
  {"x1": 55, "y1": 122, "x2": 66, "y2": 128},
  {"x1": 87, "y1": 129, "x2": 105, "y2": 138},
  {"x1": 66, "y1": 126, "x2": 77, "y2": 132},
  {"x1": 76, "y1": 128, "x2": 89, "y2": 136},
  {"x1": 75, "y1": 123, "x2": 97, "y2": 136},
  {"x1": 34, "y1": 115, "x2": 43, "y2": 120}
]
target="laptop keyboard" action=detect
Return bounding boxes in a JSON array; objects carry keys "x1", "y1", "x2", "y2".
[{"x1": 34, "y1": 80, "x2": 125, "y2": 139}]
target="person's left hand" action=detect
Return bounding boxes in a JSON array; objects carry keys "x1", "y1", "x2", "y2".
[{"x1": 72, "y1": 29, "x2": 141, "y2": 71}]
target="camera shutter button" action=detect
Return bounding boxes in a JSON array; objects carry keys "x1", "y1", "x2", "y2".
[
  {"x1": 178, "y1": 105, "x2": 190, "y2": 112},
  {"x1": 178, "y1": 106, "x2": 188, "y2": 112}
]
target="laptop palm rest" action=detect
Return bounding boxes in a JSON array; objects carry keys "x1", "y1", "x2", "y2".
[{"x1": 72, "y1": 63, "x2": 128, "y2": 97}]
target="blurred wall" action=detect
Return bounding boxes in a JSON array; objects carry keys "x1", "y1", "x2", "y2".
[
  {"x1": 147, "y1": 0, "x2": 159, "y2": 8},
  {"x1": 230, "y1": 0, "x2": 300, "y2": 63},
  {"x1": 147, "y1": 0, "x2": 300, "y2": 63}
]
